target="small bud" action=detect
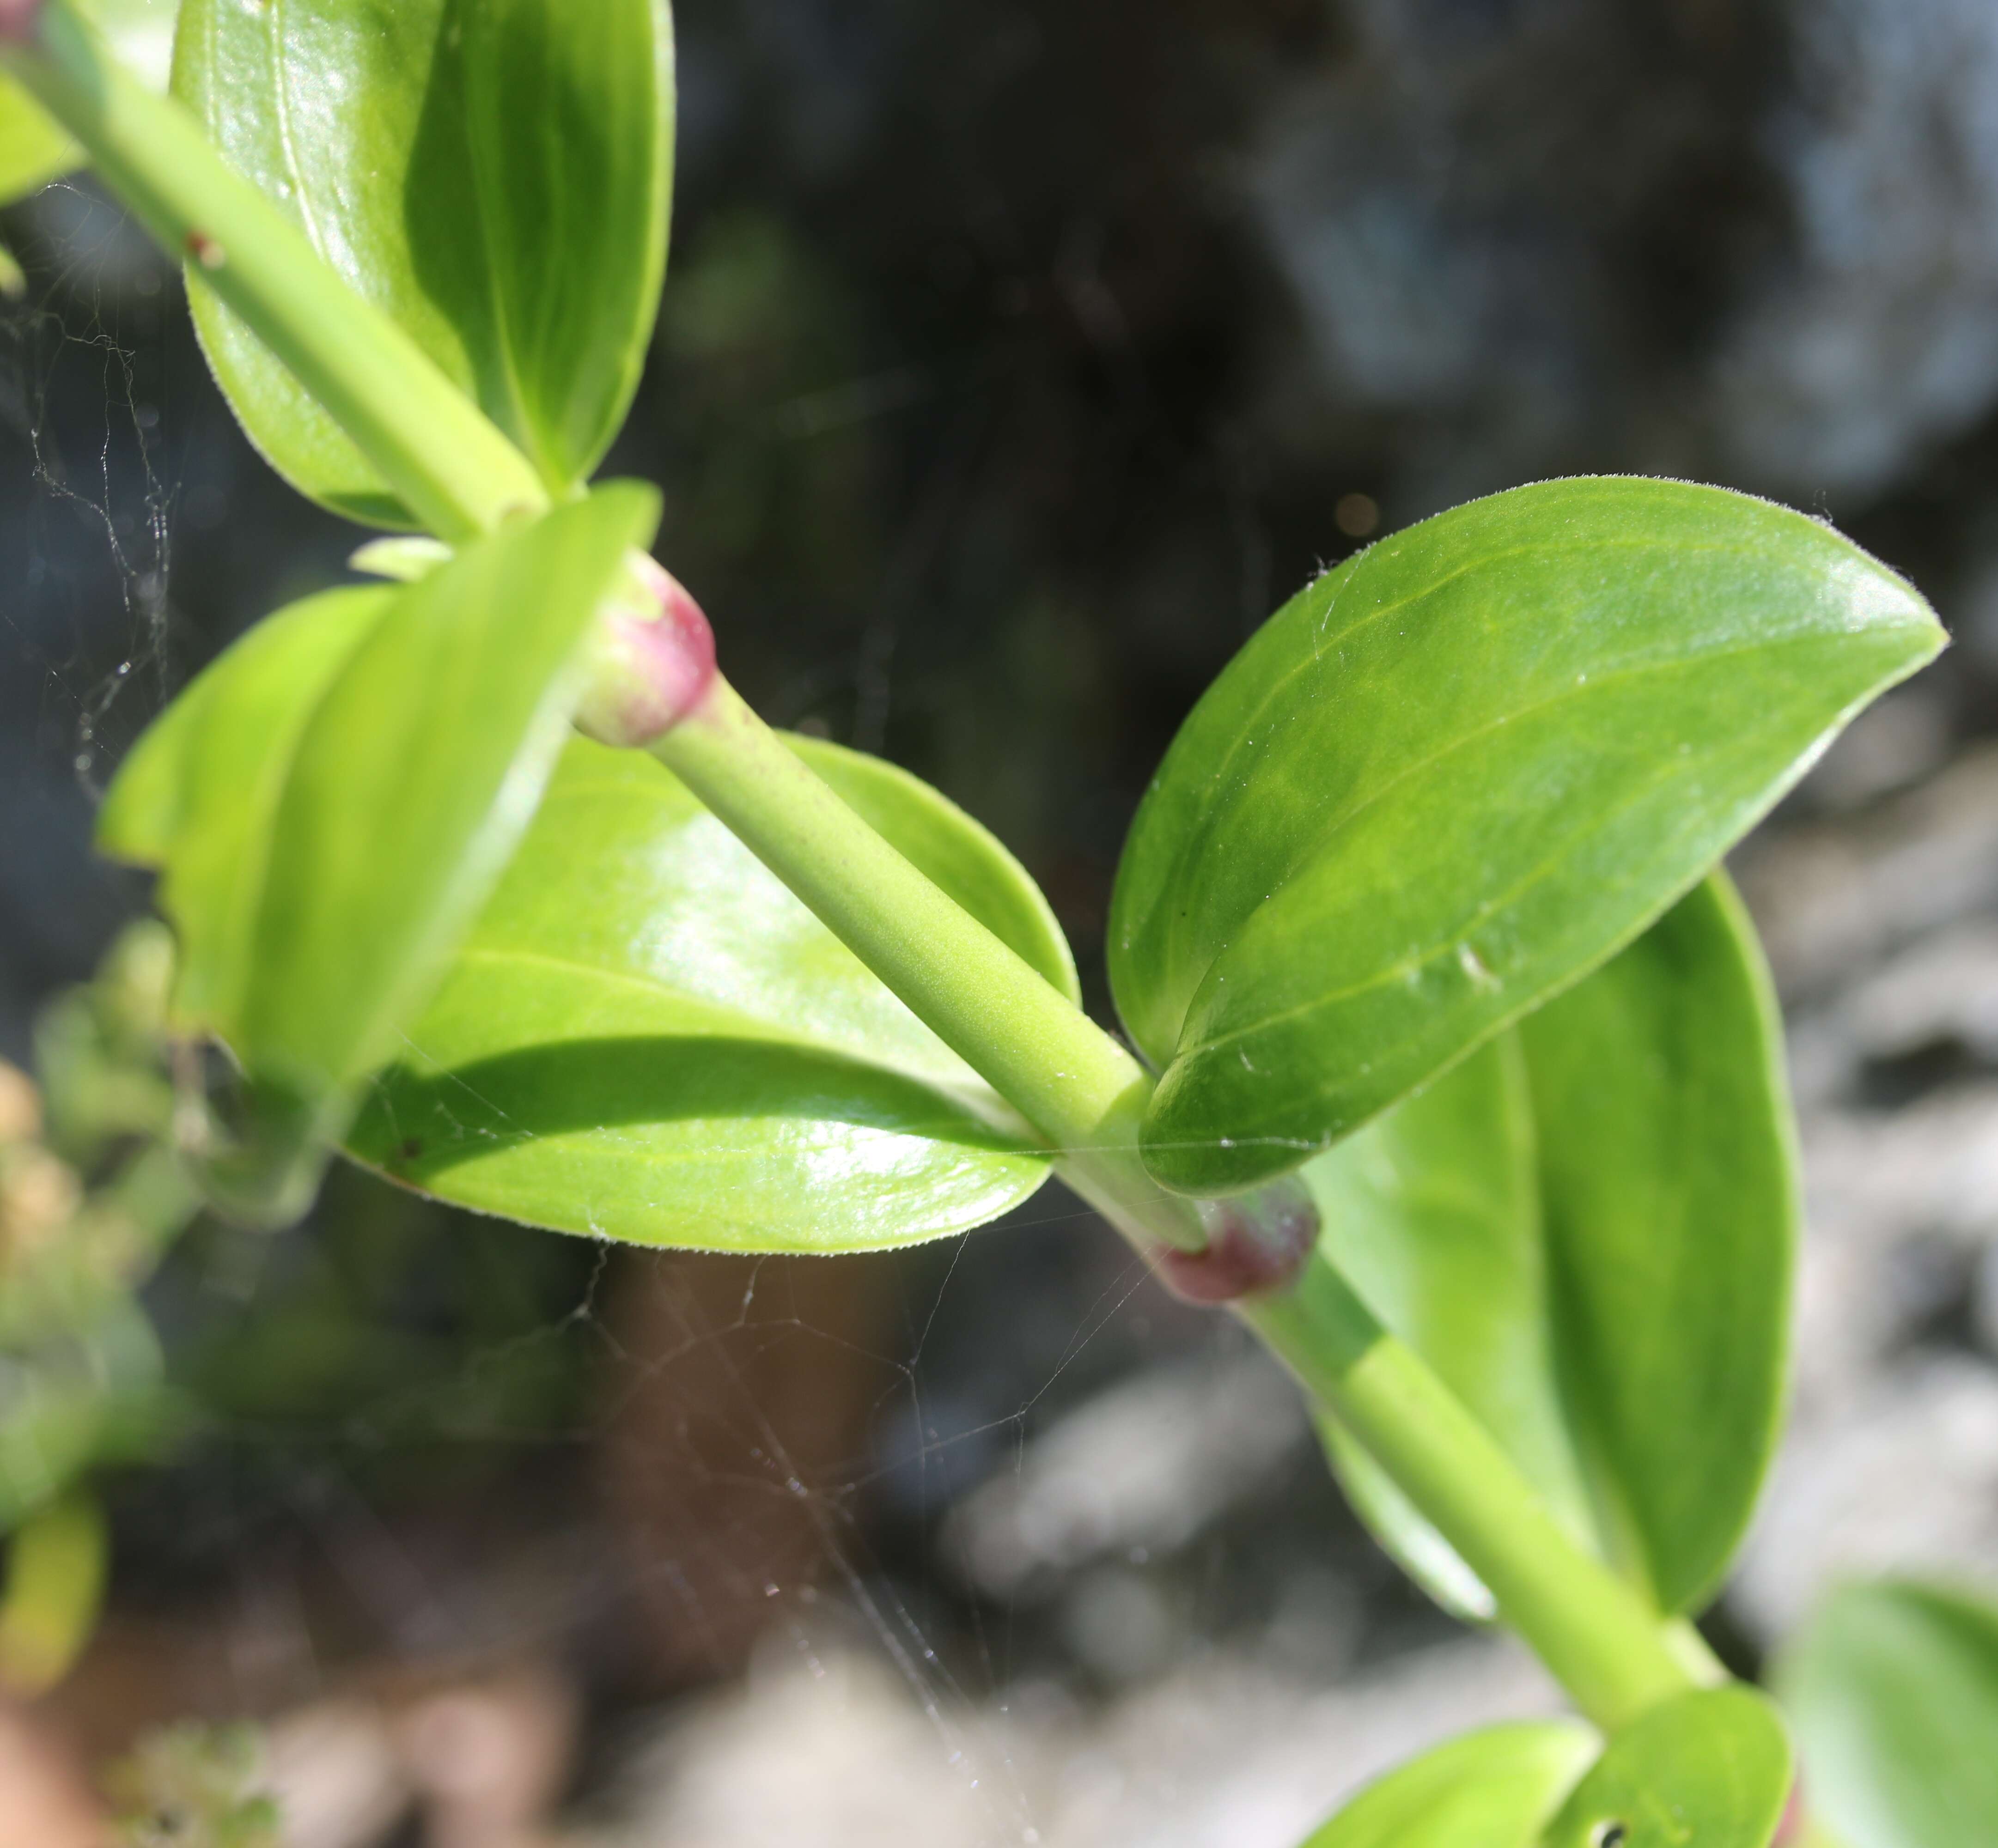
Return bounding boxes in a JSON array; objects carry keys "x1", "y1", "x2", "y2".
[
  {"x1": 0, "y1": 1061, "x2": 40, "y2": 1145},
  {"x1": 0, "y1": 1145, "x2": 80, "y2": 1258},
  {"x1": 0, "y1": 0, "x2": 44, "y2": 43},
  {"x1": 573, "y1": 553, "x2": 717, "y2": 749},
  {"x1": 1154, "y1": 1175, "x2": 1319, "y2": 1305}
]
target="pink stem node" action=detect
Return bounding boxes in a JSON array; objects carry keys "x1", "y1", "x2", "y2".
[
  {"x1": 574, "y1": 553, "x2": 717, "y2": 749},
  {"x1": 1154, "y1": 1176, "x2": 1319, "y2": 1305}
]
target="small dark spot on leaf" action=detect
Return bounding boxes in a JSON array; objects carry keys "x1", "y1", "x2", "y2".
[
  {"x1": 396, "y1": 1137, "x2": 423, "y2": 1163},
  {"x1": 1593, "y1": 1824, "x2": 1627, "y2": 1848}
]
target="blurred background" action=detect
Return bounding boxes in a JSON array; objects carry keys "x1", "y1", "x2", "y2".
[{"x1": 5, "y1": 0, "x2": 1998, "y2": 1841}]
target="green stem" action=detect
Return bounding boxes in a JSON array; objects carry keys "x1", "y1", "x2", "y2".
[
  {"x1": 1247, "y1": 1253, "x2": 1700, "y2": 1732},
  {"x1": 652, "y1": 675, "x2": 1210, "y2": 1254},
  {"x1": 3, "y1": 1, "x2": 546, "y2": 542},
  {"x1": 654, "y1": 675, "x2": 1702, "y2": 1732}
]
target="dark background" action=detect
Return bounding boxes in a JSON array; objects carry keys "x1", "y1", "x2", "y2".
[{"x1": 6, "y1": 0, "x2": 1998, "y2": 1839}]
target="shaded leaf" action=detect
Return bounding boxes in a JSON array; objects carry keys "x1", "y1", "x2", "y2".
[
  {"x1": 172, "y1": 0, "x2": 674, "y2": 525},
  {"x1": 347, "y1": 734, "x2": 1077, "y2": 1252},
  {"x1": 1298, "y1": 1720, "x2": 1597, "y2": 1848},
  {"x1": 1776, "y1": 1579, "x2": 1998, "y2": 1848},
  {"x1": 99, "y1": 485, "x2": 659, "y2": 1216},
  {"x1": 1310, "y1": 876, "x2": 1793, "y2": 1617},
  {"x1": 0, "y1": 1296, "x2": 169, "y2": 1532},
  {"x1": 1537, "y1": 1687, "x2": 1791, "y2": 1848},
  {"x1": 1110, "y1": 478, "x2": 1942, "y2": 1194}
]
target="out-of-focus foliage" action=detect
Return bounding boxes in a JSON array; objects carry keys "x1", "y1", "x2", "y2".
[
  {"x1": 0, "y1": 924, "x2": 193, "y2": 1542},
  {"x1": 1778, "y1": 1579, "x2": 1998, "y2": 1848},
  {"x1": 106, "y1": 1721, "x2": 279, "y2": 1848},
  {"x1": 0, "y1": 0, "x2": 179, "y2": 288},
  {"x1": 0, "y1": 1491, "x2": 107, "y2": 1693}
]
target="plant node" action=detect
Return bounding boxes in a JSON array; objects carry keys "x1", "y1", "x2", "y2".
[
  {"x1": 1155, "y1": 1175, "x2": 1319, "y2": 1303},
  {"x1": 574, "y1": 553, "x2": 717, "y2": 748}
]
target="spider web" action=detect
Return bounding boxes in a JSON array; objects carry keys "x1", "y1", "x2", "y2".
[
  {"x1": 0, "y1": 184, "x2": 1532, "y2": 1848},
  {"x1": 0, "y1": 180, "x2": 175, "y2": 795}
]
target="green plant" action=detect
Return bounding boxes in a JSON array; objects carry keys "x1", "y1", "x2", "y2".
[{"x1": 2, "y1": 2, "x2": 1993, "y2": 1841}]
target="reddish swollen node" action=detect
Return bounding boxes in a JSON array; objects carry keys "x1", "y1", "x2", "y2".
[
  {"x1": 1153, "y1": 1181, "x2": 1319, "y2": 1305},
  {"x1": 574, "y1": 554, "x2": 718, "y2": 749}
]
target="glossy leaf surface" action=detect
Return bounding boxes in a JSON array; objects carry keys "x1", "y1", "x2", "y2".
[
  {"x1": 347, "y1": 735, "x2": 1077, "y2": 1252},
  {"x1": 172, "y1": 0, "x2": 674, "y2": 525},
  {"x1": 1310, "y1": 876, "x2": 1793, "y2": 1617},
  {"x1": 1110, "y1": 477, "x2": 1943, "y2": 1193},
  {"x1": 1298, "y1": 1721, "x2": 1596, "y2": 1848},
  {"x1": 1537, "y1": 1688, "x2": 1791, "y2": 1848},
  {"x1": 99, "y1": 485, "x2": 658, "y2": 1210},
  {"x1": 1776, "y1": 1580, "x2": 1998, "y2": 1848}
]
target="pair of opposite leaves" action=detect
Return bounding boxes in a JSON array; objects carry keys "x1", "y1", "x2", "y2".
[
  {"x1": 37, "y1": 14, "x2": 1981, "y2": 1846},
  {"x1": 61, "y1": 0, "x2": 1940, "y2": 1232},
  {"x1": 69, "y1": 0, "x2": 1943, "y2": 1659},
  {"x1": 103, "y1": 481, "x2": 1928, "y2": 1649},
  {"x1": 1303, "y1": 1580, "x2": 1998, "y2": 1848}
]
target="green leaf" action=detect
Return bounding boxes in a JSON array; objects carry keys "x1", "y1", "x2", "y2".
[
  {"x1": 1776, "y1": 1580, "x2": 1998, "y2": 1848},
  {"x1": 1298, "y1": 1721, "x2": 1598, "y2": 1848},
  {"x1": 0, "y1": 1492, "x2": 110, "y2": 1694},
  {"x1": 345, "y1": 733, "x2": 1078, "y2": 1253},
  {"x1": 1109, "y1": 477, "x2": 1942, "y2": 1195},
  {"x1": 0, "y1": 83, "x2": 74, "y2": 207},
  {"x1": 0, "y1": 0, "x2": 179, "y2": 208},
  {"x1": 1310, "y1": 876, "x2": 1793, "y2": 1617},
  {"x1": 1538, "y1": 1688, "x2": 1791, "y2": 1848},
  {"x1": 171, "y1": 0, "x2": 674, "y2": 526},
  {"x1": 99, "y1": 484, "x2": 659, "y2": 1216}
]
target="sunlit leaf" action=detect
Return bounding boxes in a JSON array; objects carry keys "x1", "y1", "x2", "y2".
[
  {"x1": 347, "y1": 734, "x2": 1078, "y2": 1252},
  {"x1": 99, "y1": 484, "x2": 659, "y2": 1216},
  {"x1": 1537, "y1": 1688, "x2": 1790, "y2": 1848},
  {"x1": 171, "y1": 0, "x2": 674, "y2": 525},
  {"x1": 1109, "y1": 477, "x2": 1943, "y2": 1194},
  {"x1": 1310, "y1": 876, "x2": 1793, "y2": 1618},
  {"x1": 1297, "y1": 1720, "x2": 1597, "y2": 1848},
  {"x1": 1776, "y1": 1579, "x2": 1998, "y2": 1848}
]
